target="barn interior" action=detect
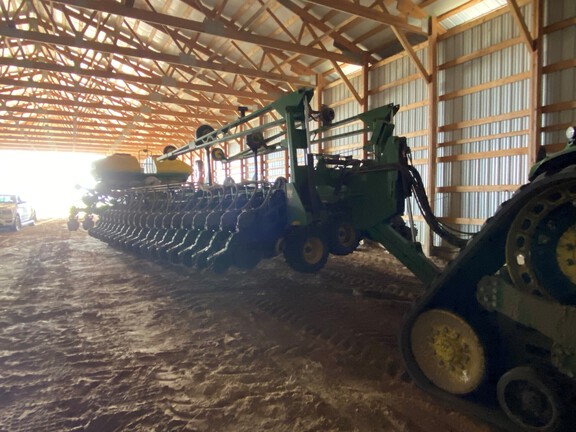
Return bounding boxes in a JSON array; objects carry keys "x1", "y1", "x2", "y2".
[{"x1": 0, "y1": 1, "x2": 575, "y2": 431}]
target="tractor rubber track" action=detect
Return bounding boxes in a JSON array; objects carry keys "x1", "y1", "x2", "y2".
[{"x1": 401, "y1": 166, "x2": 576, "y2": 432}]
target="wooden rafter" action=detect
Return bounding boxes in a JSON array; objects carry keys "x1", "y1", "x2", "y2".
[
  {"x1": 301, "y1": 0, "x2": 427, "y2": 35},
  {"x1": 0, "y1": 77, "x2": 239, "y2": 111},
  {"x1": 0, "y1": 26, "x2": 311, "y2": 86},
  {"x1": 276, "y1": 0, "x2": 369, "y2": 64},
  {"x1": 0, "y1": 105, "x2": 230, "y2": 123},
  {"x1": 51, "y1": 0, "x2": 359, "y2": 65}
]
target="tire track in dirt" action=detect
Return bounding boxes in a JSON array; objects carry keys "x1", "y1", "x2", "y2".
[
  {"x1": 0, "y1": 221, "x2": 493, "y2": 432},
  {"x1": 232, "y1": 282, "x2": 491, "y2": 432}
]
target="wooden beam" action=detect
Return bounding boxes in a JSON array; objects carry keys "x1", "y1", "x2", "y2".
[
  {"x1": 440, "y1": 110, "x2": 531, "y2": 132},
  {"x1": 0, "y1": 57, "x2": 279, "y2": 101},
  {"x1": 369, "y1": 73, "x2": 421, "y2": 94},
  {"x1": 0, "y1": 125, "x2": 189, "y2": 141},
  {"x1": 438, "y1": 37, "x2": 523, "y2": 69},
  {"x1": 51, "y1": 0, "x2": 359, "y2": 65},
  {"x1": 0, "y1": 141, "x2": 147, "y2": 154},
  {"x1": 529, "y1": 0, "x2": 543, "y2": 166},
  {"x1": 542, "y1": 59, "x2": 576, "y2": 74},
  {"x1": 302, "y1": 0, "x2": 427, "y2": 35},
  {"x1": 277, "y1": 0, "x2": 373, "y2": 63},
  {"x1": 507, "y1": 0, "x2": 535, "y2": 51},
  {"x1": 361, "y1": 55, "x2": 369, "y2": 159},
  {"x1": 543, "y1": 16, "x2": 576, "y2": 34},
  {"x1": 0, "y1": 131, "x2": 181, "y2": 145},
  {"x1": 541, "y1": 101, "x2": 576, "y2": 113},
  {"x1": 0, "y1": 77, "x2": 237, "y2": 111},
  {"x1": 0, "y1": 106, "x2": 231, "y2": 123},
  {"x1": 425, "y1": 16, "x2": 438, "y2": 255},
  {"x1": 438, "y1": 147, "x2": 527, "y2": 163},
  {"x1": 0, "y1": 114, "x2": 196, "y2": 130},
  {"x1": 0, "y1": 25, "x2": 312, "y2": 86},
  {"x1": 440, "y1": 130, "x2": 529, "y2": 148},
  {"x1": 330, "y1": 61, "x2": 363, "y2": 105},
  {"x1": 439, "y1": 71, "x2": 531, "y2": 100},
  {"x1": 390, "y1": 25, "x2": 431, "y2": 83}
]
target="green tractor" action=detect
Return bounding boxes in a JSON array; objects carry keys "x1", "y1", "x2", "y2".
[{"x1": 84, "y1": 89, "x2": 576, "y2": 431}]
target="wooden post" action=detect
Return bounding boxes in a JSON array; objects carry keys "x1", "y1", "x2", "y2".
[
  {"x1": 316, "y1": 73, "x2": 325, "y2": 154},
  {"x1": 362, "y1": 54, "x2": 370, "y2": 159},
  {"x1": 425, "y1": 16, "x2": 438, "y2": 256},
  {"x1": 529, "y1": 0, "x2": 543, "y2": 167}
]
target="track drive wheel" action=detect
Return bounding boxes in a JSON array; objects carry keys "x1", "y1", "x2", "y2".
[
  {"x1": 409, "y1": 309, "x2": 486, "y2": 395},
  {"x1": 283, "y1": 226, "x2": 329, "y2": 273},
  {"x1": 506, "y1": 176, "x2": 576, "y2": 304},
  {"x1": 497, "y1": 367, "x2": 564, "y2": 431},
  {"x1": 325, "y1": 216, "x2": 359, "y2": 256}
]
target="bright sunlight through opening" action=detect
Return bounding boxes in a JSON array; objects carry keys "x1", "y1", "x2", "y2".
[{"x1": 0, "y1": 151, "x2": 101, "y2": 219}]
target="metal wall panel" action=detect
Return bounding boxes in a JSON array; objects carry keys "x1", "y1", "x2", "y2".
[
  {"x1": 321, "y1": 76, "x2": 363, "y2": 158},
  {"x1": 368, "y1": 47, "x2": 431, "y2": 245},
  {"x1": 434, "y1": 4, "x2": 534, "y2": 247}
]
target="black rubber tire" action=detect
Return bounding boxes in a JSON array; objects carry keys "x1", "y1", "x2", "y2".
[
  {"x1": 67, "y1": 219, "x2": 80, "y2": 231},
  {"x1": 325, "y1": 216, "x2": 359, "y2": 256},
  {"x1": 12, "y1": 215, "x2": 21, "y2": 232},
  {"x1": 283, "y1": 226, "x2": 329, "y2": 273},
  {"x1": 196, "y1": 124, "x2": 215, "y2": 141},
  {"x1": 497, "y1": 366, "x2": 564, "y2": 432},
  {"x1": 82, "y1": 218, "x2": 95, "y2": 230}
]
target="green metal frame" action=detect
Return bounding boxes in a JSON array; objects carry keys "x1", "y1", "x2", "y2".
[{"x1": 477, "y1": 275, "x2": 576, "y2": 377}]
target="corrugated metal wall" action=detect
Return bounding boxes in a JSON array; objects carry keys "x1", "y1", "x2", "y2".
[
  {"x1": 321, "y1": 77, "x2": 363, "y2": 158},
  {"x1": 186, "y1": 0, "x2": 574, "y2": 257},
  {"x1": 434, "y1": 3, "x2": 533, "y2": 247},
  {"x1": 366, "y1": 46, "x2": 430, "y2": 244},
  {"x1": 318, "y1": 0, "x2": 574, "y2": 253}
]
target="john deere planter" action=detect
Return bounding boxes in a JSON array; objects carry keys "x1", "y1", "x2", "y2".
[{"x1": 74, "y1": 89, "x2": 576, "y2": 431}]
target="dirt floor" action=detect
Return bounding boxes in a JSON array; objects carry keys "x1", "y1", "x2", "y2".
[{"x1": 0, "y1": 220, "x2": 495, "y2": 432}]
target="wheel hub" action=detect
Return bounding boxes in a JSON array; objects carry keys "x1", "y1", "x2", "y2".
[
  {"x1": 431, "y1": 326, "x2": 471, "y2": 373},
  {"x1": 303, "y1": 237, "x2": 324, "y2": 264},
  {"x1": 410, "y1": 309, "x2": 485, "y2": 395},
  {"x1": 556, "y1": 224, "x2": 576, "y2": 284},
  {"x1": 337, "y1": 225, "x2": 354, "y2": 247}
]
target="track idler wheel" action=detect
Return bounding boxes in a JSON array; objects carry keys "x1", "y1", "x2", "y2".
[
  {"x1": 409, "y1": 309, "x2": 486, "y2": 395},
  {"x1": 283, "y1": 226, "x2": 329, "y2": 273},
  {"x1": 497, "y1": 367, "x2": 565, "y2": 431}
]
